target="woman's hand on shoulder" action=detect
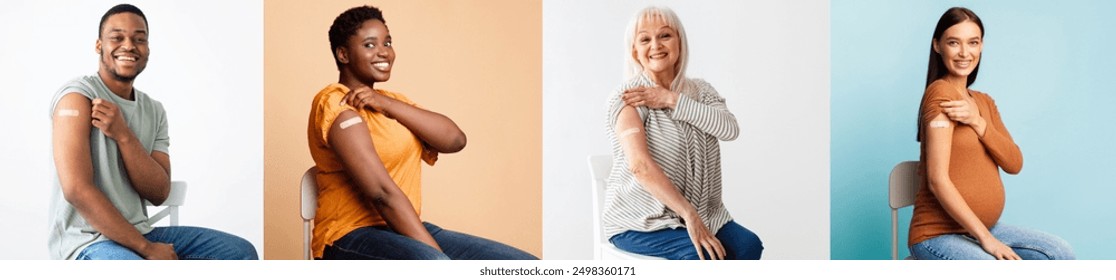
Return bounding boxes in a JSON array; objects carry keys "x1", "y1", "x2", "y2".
[
  {"x1": 342, "y1": 86, "x2": 390, "y2": 114},
  {"x1": 940, "y1": 97, "x2": 987, "y2": 135},
  {"x1": 940, "y1": 98, "x2": 981, "y2": 125},
  {"x1": 622, "y1": 86, "x2": 678, "y2": 109}
]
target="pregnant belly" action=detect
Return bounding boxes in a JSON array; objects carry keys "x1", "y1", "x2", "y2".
[{"x1": 954, "y1": 178, "x2": 1006, "y2": 228}]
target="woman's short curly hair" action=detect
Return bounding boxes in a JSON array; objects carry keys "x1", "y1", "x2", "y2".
[{"x1": 328, "y1": 5, "x2": 386, "y2": 69}]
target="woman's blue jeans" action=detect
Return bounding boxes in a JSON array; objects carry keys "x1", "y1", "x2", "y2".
[
  {"x1": 609, "y1": 220, "x2": 763, "y2": 260},
  {"x1": 321, "y1": 222, "x2": 537, "y2": 260},
  {"x1": 76, "y1": 226, "x2": 258, "y2": 260},
  {"x1": 910, "y1": 223, "x2": 1075, "y2": 260}
]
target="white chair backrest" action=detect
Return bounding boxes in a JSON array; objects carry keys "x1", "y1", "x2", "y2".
[
  {"x1": 889, "y1": 161, "x2": 921, "y2": 260},
  {"x1": 300, "y1": 167, "x2": 319, "y2": 260},
  {"x1": 165, "y1": 181, "x2": 188, "y2": 207},
  {"x1": 586, "y1": 155, "x2": 669, "y2": 260},
  {"x1": 587, "y1": 155, "x2": 612, "y2": 259},
  {"x1": 301, "y1": 167, "x2": 319, "y2": 221},
  {"x1": 146, "y1": 181, "x2": 187, "y2": 226},
  {"x1": 889, "y1": 161, "x2": 920, "y2": 210}
]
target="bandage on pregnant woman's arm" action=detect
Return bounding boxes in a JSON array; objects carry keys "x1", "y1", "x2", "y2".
[{"x1": 929, "y1": 120, "x2": 950, "y2": 128}]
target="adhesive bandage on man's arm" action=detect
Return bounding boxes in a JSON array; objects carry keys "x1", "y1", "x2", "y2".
[
  {"x1": 617, "y1": 127, "x2": 642, "y2": 138},
  {"x1": 57, "y1": 109, "x2": 80, "y2": 117},
  {"x1": 339, "y1": 117, "x2": 363, "y2": 129},
  {"x1": 929, "y1": 120, "x2": 951, "y2": 128}
]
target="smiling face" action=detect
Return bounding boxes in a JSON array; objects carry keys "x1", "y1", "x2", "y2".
[
  {"x1": 632, "y1": 16, "x2": 680, "y2": 81},
  {"x1": 339, "y1": 19, "x2": 395, "y2": 85},
  {"x1": 933, "y1": 20, "x2": 982, "y2": 80},
  {"x1": 97, "y1": 12, "x2": 148, "y2": 83}
]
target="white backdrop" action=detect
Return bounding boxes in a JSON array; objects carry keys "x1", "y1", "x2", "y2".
[
  {"x1": 543, "y1": 0, "x2": 830, "y2": 259},
  {"x1": 0, "y1": 0, "x2": 263, "y2": 259}
]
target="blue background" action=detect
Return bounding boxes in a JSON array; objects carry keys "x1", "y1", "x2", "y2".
[{"x1": 832, "y1": 0, "x2": 1116, "y2": 259}]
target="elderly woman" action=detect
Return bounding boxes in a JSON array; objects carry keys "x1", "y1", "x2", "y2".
[
  {"x1": 306, "y1": 5, "x2": 536, "y2": 260},
  {"x1": 910, "y1": 7, "x2": 1074, "y2": 260},
  {"x1": 602, "y1": 6, "x2": 763, "y2": 260}
]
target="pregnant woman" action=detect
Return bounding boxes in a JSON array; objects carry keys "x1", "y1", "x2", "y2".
[{"x1": 910, "y1": 7, "x2": 1074, "y2": 260}]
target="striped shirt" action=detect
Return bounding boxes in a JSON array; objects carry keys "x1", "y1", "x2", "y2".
[{"x1": 602, "y1": 74, "x2": 740, "y2": 239}]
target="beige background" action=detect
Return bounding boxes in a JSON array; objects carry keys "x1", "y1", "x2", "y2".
[{"x1": 264, "y1": 0, "x2": 541, "y2": 259}]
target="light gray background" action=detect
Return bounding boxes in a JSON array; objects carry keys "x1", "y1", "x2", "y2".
[
  {"x1": 543, "y1": 0, "x2": 830, "y2": 259},
  {"x1": 0, "y1": 0, "x2": 263, "y2": 259}
]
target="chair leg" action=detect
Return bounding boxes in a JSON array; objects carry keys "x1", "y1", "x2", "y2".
[
  {"x1": 891, "y1": 209, "x2": 898, "y2": 260},
  {"x1": 304, "y1": 222, "x2": 312, "y2": 260},
  {"x1": 169, "y1": 206, "x2": 179, "y2": 226}
]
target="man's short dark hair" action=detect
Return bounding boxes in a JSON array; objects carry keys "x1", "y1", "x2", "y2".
[
  {"x1": 99, "y1": 4, "x2": 148, "y2": 37},
  {"x1": 328, "y1": 5, "x2": 386, "y2": 69}
]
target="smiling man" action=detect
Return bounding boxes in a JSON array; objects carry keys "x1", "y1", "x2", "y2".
[{"x1": 47, "y1": 4, "x2": 257, "y2": 260}]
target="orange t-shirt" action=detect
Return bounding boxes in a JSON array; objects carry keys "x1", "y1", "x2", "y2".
[
  {"x1": 909, "y1": 79, "x2": 1024, "y2": 246},
  {"x1": 306, "y1": 83, "x2": 436, "y2": 258}
]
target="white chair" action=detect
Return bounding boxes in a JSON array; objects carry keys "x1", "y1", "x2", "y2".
[
  {"x1": 300, "y1": 167, "x2": 319, "y2": 260},
  {"x1": 588, "y1": 155, "x2": 665, "y2": 260},
  {"x1": 889, "y1": 161, "x2": 920, "y2": 260},
  {"x1": 145, "y1": 181, "x2": 187, "y2": 226}
]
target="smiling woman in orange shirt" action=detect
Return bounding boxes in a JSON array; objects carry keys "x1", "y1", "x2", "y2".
[{"x1": 306, "y1": 5, "x2": 535, "y2": 260}]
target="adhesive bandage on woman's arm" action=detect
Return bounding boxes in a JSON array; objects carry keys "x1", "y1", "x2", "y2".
[
  {"x1": 57, "y1": 109, "x2": 79, "y2": 117},
  {"x1": 929, "y1": 120, "x2": 951, "y2": 128},
  {"x1": 618, "y1": 127, "x2": 642, "y2": 138},
  {"x1": 339, "y1": 117, "x2": 363, "y2": 129}
]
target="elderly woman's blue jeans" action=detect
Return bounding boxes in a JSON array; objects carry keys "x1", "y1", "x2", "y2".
[
  {"x1": 609, "y1": 220, "x2": 763, "y2": 260},
  {"x1": 910, "y1": 223, "x2": 1075, "y2": 260}
]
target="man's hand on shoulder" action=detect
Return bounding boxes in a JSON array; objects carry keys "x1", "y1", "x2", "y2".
[{"x1": 91, "y1": 98, "x2": 137, "y2": 143}]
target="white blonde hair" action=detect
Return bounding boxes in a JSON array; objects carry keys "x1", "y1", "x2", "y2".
[{"x1": 623, "y1": 6, "x2": 689, "y2": 91}]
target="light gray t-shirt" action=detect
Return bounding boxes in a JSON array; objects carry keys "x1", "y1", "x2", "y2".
[{"x1": 48, "y1": 74, "x2": 170, "y2": 260}]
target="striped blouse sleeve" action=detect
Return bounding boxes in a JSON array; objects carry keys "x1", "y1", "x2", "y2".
[
  {"x1": 671, "y1": 79, "x2": 740, "y2": 141},
  {"x1": 606, "y1": 79, "x2": 652, "y2": 131}
]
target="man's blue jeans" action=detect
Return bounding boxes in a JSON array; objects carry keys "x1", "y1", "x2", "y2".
[
  {"x1": 76, "y1": 226, "x2": 257, "y2": 260},
  {"x1": 910, "y1": 223, "x2": 1075, "y2": 260},
  {"x1": 609, "y1": 220, "x2": 763, "y2": 260},
  {"x1": 321, "y1": 222, "x2": 537, "y2": 260}
]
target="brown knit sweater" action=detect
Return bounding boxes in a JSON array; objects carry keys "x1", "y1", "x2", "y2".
[{"x1": 909, "y1": 80, "x2": 1024, "y2": 246}]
